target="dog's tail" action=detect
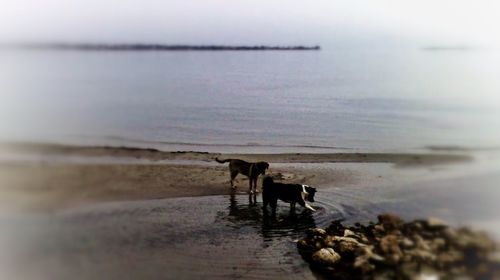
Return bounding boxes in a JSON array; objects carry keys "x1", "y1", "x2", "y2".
[{"x1": 215, "y1": 157, "x2": 231, "y2": 164}]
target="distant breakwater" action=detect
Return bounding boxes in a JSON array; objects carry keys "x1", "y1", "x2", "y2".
[{"x1": 11, "y1": 43, "x2": 321, "y2": 51}]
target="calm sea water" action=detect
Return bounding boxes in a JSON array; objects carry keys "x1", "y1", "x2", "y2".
[
  {"x1": 1, "y1": 48, "x2": 500, "y2": 279},
  {"x1": 1, "y1": 48, "x2": 499, "y2": 152}
]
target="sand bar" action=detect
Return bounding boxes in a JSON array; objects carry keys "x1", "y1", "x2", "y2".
[{"x1": 0, "y1": 142, "x2": 472, "y2": 212}]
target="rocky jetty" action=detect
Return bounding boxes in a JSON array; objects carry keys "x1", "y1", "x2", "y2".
[
  {"x1": 297, "y1": 214, "x2": 499, "y2": 279},
  {"x1": 14, "y1": 43, "x2": 321, "y2": 51}
]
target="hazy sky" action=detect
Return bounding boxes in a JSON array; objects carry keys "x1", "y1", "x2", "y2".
[{"x1": 1, "y1": 0, "x2": 499, "y2": 47}]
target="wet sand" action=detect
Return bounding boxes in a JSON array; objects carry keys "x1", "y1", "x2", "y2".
[{"x1": 0, "y1": 163, "x2": 350, "y2": 212}]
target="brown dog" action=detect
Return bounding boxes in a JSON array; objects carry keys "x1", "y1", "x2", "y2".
[{"x1": 215, "y1": 158, "x2": 269, "y2": 193}]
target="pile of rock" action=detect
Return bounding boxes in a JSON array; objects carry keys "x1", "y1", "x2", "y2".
[{"x1": 297, "y1": 214, "x2": 499, "y2": 279}]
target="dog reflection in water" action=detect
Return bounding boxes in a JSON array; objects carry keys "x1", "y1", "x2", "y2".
[{"x1": 225, "y1": 191, "x2": 316, "y2": 239}]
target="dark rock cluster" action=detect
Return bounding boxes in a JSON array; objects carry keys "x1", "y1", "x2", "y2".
[{"x1": 297, "y1": 214, "x2": 499, "y2": 279}]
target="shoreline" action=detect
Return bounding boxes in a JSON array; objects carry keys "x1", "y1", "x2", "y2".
[
  {"x1": 1, "y1": 142, "x2": 472, "y2": 166},
  {"x1": 0, "y1": 141, "x2": 474, "y2": 212}
]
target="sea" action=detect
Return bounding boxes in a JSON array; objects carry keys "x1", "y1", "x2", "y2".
[
  {"x1": 1, "y1": 47, "x2": 499, "y2": 153},
  {"x1": 1, "y1": 46, "x2": 500, "y2": 279}
]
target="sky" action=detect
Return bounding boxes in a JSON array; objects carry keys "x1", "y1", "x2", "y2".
[{"x1": 1, "y1": 0, "x2": 499, "y2": 47}]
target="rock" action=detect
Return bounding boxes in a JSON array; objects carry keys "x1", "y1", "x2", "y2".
[
  {"x1": 333, "y1": 236, "x2": 364, "y2": 249},
  {"x1": 314, "y1": 240, "x2": 324, "y2": 250},
  {"x1": 360, "y1": 245, "x2": 385, "y2": 263},
  {"x1": 324, "y1": 235, "x2": 336, "y2": 248},
  {"x1": 297, "y1": 239, "x2": 314, "y2": 252},
  {"x1": 379, "y1": 235, "x2": 403, "y2": 264},
  {"x1": 408, "y1": 249, "x2": 436, "y2": 263},
  {"x1": 297, "y1": 214, "x2": 499, "y2": 279},
  {"x1": 488, "y1": 251, "x2": 500, "y2": 263},
  {"x1": 413, "y1": 234, "x2": 431, "y2": 251},
  {"x1": 442, "y1": 227, "x2": 457, "y2": 241},
  {"x1": 414, "y1": 272, "x2": 440, "y2": 280},
  {"x1": 398, "y1": 263, "x2": 420, "y2": 279},
  {"x1": 359, "y1": 234, "x2": 370, "y2": 244},
  {"x1": 326, "y1": 220, "x2": 345, "y2": 236},
  {"x1": 333, "y1": 236, "x2": 359, "y2": 243},
  {"x1": 344, "y1": 229, "x2": 358, "y2": 238},
  {"x1": 430, "y1": 238, "x2": 446, "y2": 251},
  {"x1": 336, "y1": 238, "x2": 362, "y2": 256},
  {"x1": 373, "y1": 224, "x2": 385, "y2": 236},
  {"x1": 306, "y1": 228, "x2": 327, "y2": 238},
  {"x1": 297, "y1": 236, "x2": 326, "y2": 253},
  {"x1": 449, "y1": 266, "x2": 466, "y2": 276},
  {"x1": 379, "y1": 235, "x2": 402, "y2": 254},
  {"x1": 437, "y1": 250, "x2": 464, "y2": 267},
  {"x1": 422, "y1": 217, "x2": 448, "y2": 230},
  {"x1": 311, "y1": 248, "x2": 341, "y2": 266},
  {"x1": 378, "y1": 214, "x2": 404, "y2": 231},
  {"x1": 404, "y1": 221, "x2": 423, "y2": 235},
  {"x1": 401, "y1": 254, "x2": 413, "y2": 263},
  {"x1": 401, "y1": 237, "x2": 415, "y2": 249},
  {"x1": 354, "y1": 254, "x2": 375, "y2": 273},
  {"x1": 453, "y1": 227, "x2": 495, "y2": 252}
]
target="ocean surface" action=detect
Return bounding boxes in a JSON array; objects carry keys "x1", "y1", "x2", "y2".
[
  {"x1": 1, "y1": 47, "x2": 500, "y2": 152},
  {"x1": 1, "y1": 47, "x2": 500, "y2": 279}
]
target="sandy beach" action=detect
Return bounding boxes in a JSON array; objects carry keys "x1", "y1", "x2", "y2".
[{"x1": 0, "y1": 142, "x2": 472, "y2": 212}]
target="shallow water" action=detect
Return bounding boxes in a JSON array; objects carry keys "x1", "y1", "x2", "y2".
[
  {"x1": 2, "y1": 167, "x2": 500, "y2": 280},
  {"x1": 0, "y1": 194, "x2": 339, "y2": 280}
]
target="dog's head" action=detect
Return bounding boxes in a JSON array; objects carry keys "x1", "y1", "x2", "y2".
[
  {"x1": 256, "y1": 161, "x2": 269, "y2": 175},
  {"x1": 304, "y1": 186, "x2": 317, "y2": 202}
]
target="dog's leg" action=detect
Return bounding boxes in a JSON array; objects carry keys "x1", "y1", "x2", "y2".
[
  {"x1": 248, "y1": 177, "x2": 254, "y2": 194},
  {"x1": 262, "y1": 196, "x2": 268, "y2": 212},
  {"x1": 298, "y1": 200, "x2": 316, "y2": 212},
  {"x1": 270, "y1": 199, "x2": 277, "y2": 215},
  {"x1": 254, "y1": 177, "x2": 260, "y2": 193},
  {"x1": 247, "y1": 164, "x2": 254, "y2": 193},
  {"x1": 249, "y1": 193, "x2": 256, "y2": 205},
  {"x1": 305, "y1": 203, "x2": 316, "y2": 212},
  {"x1": 230, "y1": 170, "x2": 238, "y2": 188}
]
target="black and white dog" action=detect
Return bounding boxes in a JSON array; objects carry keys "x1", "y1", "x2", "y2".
[{"x1": 262, "y1": 176, "x2": 316, "y2": 214}]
